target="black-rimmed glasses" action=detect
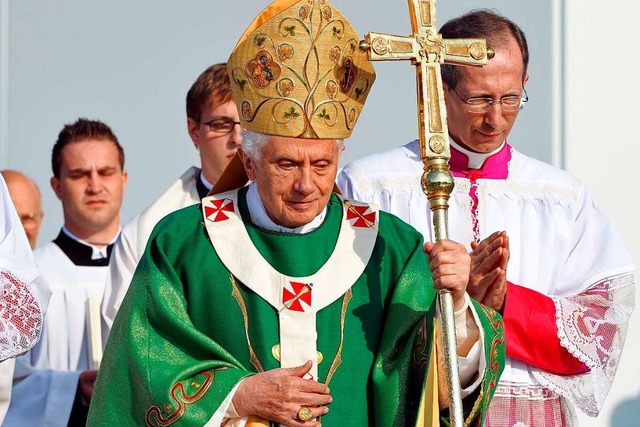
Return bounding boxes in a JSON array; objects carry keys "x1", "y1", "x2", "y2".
[{"x1": 199, "y1": 117, "x2": 242, "y2": 134}]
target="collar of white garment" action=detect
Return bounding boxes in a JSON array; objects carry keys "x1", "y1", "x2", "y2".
[
  {"x1": 201, "y1": 188, "x2": 378, "y2": 380},
  {"x1": 61, "y1": 226, "x2": 119, "y2": 260},
  {"x1": 246, "y1": 182, "x2": 327, "y2": 234},
  {"x1": 199, "y1": 170, "x2": 214, "y2": 191},
  {"x1": 450, "y1": 138, "x2": 505, "y2": 169}
]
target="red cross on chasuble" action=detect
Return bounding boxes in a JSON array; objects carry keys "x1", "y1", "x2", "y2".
[
  {"x1": 346, "y1": 204, "x2": 377, "y2": 228},
  {"x1": 204, "y1": 198, "x2": 235, "y2": 222},
  {"x1": 281, "y1": 282, "x2": 312, "y2": 312}
]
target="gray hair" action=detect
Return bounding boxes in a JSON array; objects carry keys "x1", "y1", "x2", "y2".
[{"x1": 242, "y1": 130, "x2": 344, "y2": 161}]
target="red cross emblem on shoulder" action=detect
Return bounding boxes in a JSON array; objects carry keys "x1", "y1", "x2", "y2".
[
  {"x1": 346, "y1": 203, "x2": 376, "y2": 228},
  {"x1": 280, "y1": 282, "x2": 313, "y2": 313},
  {"x1": 205, "y1": 199, "x2": 235, "y2": 222}
]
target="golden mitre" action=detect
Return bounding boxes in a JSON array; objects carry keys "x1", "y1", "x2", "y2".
[{"x1": 227, "y1": 0, "x2": 376, "y2": 139}]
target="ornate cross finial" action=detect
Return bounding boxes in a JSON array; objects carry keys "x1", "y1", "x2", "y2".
[{"x1": 360, "y1": 0, "x2": 493, "y2": 163}]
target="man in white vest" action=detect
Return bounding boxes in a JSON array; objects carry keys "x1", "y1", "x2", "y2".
[
  {"x1": 6, "y1": 118, "x2": 128, "y2": 426},
  {"x1": 101, "y1": 63, "x2": 242, "y2": 338}
]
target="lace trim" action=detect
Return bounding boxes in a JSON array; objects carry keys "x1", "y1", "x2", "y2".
[
  {"x1": 484, "y1": 389, "x2": 579, "y2": 427},
  {"x1": 492, "y1": 382, "x2": 561, "y2": 400},
  {"x1": 0, "y1": 269, "x2": 43, "y2": 360},
  {"x1": 534, "y1": 271, "x2": 635, "y2": 416}
]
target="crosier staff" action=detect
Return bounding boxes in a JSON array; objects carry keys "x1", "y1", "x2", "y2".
[{"x1": 358, "y1": 1, "x2": 493, "y2": 425}]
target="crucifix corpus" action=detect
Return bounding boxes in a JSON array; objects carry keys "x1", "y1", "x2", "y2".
[{"x1": 359, "y1": 1, "x2": 494, "y2": 425}]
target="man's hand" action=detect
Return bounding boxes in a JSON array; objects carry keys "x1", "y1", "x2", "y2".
[
  {"x1": 79, "y1": 369, "x2": 98, "y2": 403},
  {"x1": 468, "y1": 231, "x2": 509, "y2": 311},
  {"x1": 232, "y1": 361, "x2": 331, "y2": 426},
  {"x1": 423, "y1": 240, "x2": 470, "y2": 311}
]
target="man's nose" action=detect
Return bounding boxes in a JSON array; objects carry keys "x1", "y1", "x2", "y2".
[
  {"x1": 293, "y1": 167, "x2": 314, "y2": 194},
  {"x1": 483, "y1": 103, "x2": 506, "y2": 127},
  {"x1": 229, "y1": 123, "x2": 243, "y2": 147},
  {"x1": 86, "y1": 171, "x2": 102, "y2": 193}
]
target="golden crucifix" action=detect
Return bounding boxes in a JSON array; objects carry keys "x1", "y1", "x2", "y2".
[{"x1": 359, "y1": 1, "x2": 493, "y2": 425}]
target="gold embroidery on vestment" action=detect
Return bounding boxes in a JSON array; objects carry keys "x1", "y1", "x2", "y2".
[
  {"x1": 229, "y1": 274, "x2": 264, "y2": 372},
  {"x1": 324, "y1": 288, "x2": 353, "y2": 385}
]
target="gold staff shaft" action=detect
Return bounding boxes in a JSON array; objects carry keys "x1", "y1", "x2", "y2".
[{"x1": 360, "y1": 1, "x2": 494, "y2": 425}]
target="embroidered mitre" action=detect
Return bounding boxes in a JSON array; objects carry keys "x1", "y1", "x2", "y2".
[{"x1": 227, "y1": 0, "x2": 376, "y2": 139}]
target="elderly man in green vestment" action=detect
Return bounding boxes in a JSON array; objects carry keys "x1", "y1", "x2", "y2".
[{"x1": 88, "y1": 1, "x2": 505, "y2": 426}]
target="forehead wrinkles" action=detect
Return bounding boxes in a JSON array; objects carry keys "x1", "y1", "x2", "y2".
[{"x1": 267, "y1": 140, "x2": 337, "y2": 161}]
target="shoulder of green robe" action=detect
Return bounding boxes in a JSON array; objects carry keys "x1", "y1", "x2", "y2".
[
  {"x1": 466, "y1": 300, "x2": 506, "y2": 424},
  {"x1": 147, "y1": 204, "x2": 203, "y2": 241},
  {"x1": 335, "y1": 192, "x2": 425, "y2": 248}
]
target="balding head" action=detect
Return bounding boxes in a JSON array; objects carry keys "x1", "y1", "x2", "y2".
[{"x1": 1, "y1": 170, "x2": 44, "y2": 249}]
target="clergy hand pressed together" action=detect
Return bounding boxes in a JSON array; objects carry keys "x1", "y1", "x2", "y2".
[
  {"x1": 467, "y1": 231, "x2": 509, "y2": 312},
  {"x1": 88, "y1": 1, "x2": 505, "y2": 425}
]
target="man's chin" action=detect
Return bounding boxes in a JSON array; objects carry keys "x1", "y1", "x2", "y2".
[{"x1": 279, "y1": 211, "x2": 318, "y2": 228}]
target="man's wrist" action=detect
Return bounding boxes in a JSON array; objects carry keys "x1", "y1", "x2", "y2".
[{"x1": 454, "y1": 293, "x2": 470, "y2": 314}]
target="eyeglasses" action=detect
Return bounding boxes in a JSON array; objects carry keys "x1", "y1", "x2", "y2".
[
  {"x1": 199, "y1": 117, "x2": 242, "y2": 134},
  {"x1": 19, "y1": 212, "x2": 43, "y2": 227},
  {"x1": 449, "y1": 87, "x2": 528, "y2": 114}
]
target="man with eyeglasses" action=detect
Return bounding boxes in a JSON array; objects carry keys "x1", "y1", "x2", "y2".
[
  {"x1": 338, "y1": 9, "x2": 634, "y2": 426},
  {"x1": 1, "y1": 170, "x2": 44, "y2": 249},
  {"x1": 101, "y1": 63, "x2": 242, "y2": 337}
]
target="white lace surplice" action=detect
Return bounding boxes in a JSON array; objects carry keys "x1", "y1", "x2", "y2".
[
  {"x1": 0, "y1": 176, "x2": 49, "y2": 362},
  {"x1": 337, "y1": 140, "x2": 635, "y2": 426}
]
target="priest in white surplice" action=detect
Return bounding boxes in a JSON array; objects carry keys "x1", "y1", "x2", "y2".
[
  {"x1": 0, "y1": 173, "x2": 50, "y2": 423},
  {"x1": 101, "y1": 63, "x2": 241, "y2": 338},
  {"x1": 5, "y1": 119, "x2": 128, "y2": 426},
  {"x1": 338, "y1": 10, "x2": 634, "y2": 427}
]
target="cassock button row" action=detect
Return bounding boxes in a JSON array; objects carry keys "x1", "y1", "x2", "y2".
[{"x1": 271, "y1": 344, "x2": 323, "y2": 364}]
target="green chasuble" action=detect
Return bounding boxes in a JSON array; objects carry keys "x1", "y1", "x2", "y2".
[{"x1": 88, "y1": 188, "x2": 505, "y2": 426}]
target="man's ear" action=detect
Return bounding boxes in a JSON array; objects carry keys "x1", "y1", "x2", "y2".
[
  {"x1": 187, "y1": 117, "x2": 200, "y2": 149},
  {"x1": 121, "y1": 169, "x2": 129, "y2": 188},
  {"x1": 238, "y1": 148, "x2": 257, "y2": 181},
  {"x1": 50, "y1": 177, "x2": 62, "y2": 200},
  {"x1": 519, "y1": 74, "x2": 530, "y2": 110}
]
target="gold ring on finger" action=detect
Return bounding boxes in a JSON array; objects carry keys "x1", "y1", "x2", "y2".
[{"x1": 297, "y1": 406, "x2": 313, "y2": 421}]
